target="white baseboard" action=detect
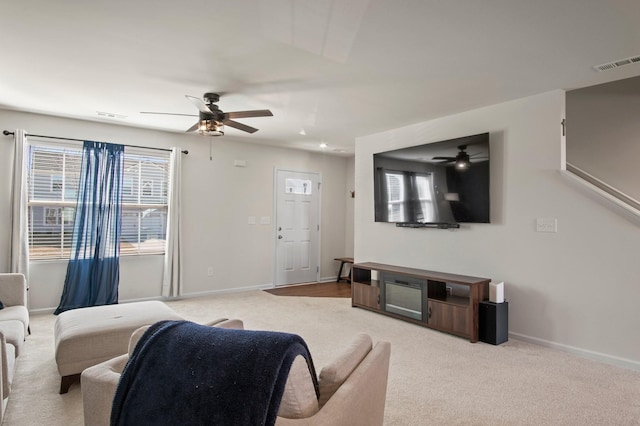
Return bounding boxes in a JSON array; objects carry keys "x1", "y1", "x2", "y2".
[
  {"x1": 173, "y1": 284, "x2": 271, "y2": 300},
  {"x1": 510, "y1": 331, "x2": 640, "y2": 372},
  {"x1": 30, "y1": 307, "x2": 56, "y2": 315},
  {"x1": 29, "y1": 296, "x2": 167, "y2": 315},
  {"x1": 28, "y1": 286, "x2": 271, "y2": 315}
]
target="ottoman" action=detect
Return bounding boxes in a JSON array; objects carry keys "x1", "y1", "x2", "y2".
[{"x1": 54, "y1": 301, "x2": 183, "y2": 393}]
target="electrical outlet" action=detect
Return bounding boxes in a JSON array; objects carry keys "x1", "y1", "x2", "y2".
[{"x1": 207, "y1": 267, "x2": 214, "y2": 276}]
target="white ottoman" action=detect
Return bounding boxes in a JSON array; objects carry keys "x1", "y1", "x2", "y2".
[{"x1": 54, "y1": 301, "x2": 183, "y2": 393}]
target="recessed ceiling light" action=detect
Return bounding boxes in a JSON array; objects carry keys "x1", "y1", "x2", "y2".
[
  {"x1": 299, "y1": 129, "x2": 306, "y2": 135},
  {"x1": 320, "y1": 142, "x2": 328, "y2": 148}
]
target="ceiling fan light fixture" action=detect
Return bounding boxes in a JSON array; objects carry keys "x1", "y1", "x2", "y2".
[
  {"x1": 455, "y1": 159, "x2": 469, "y2": 170},
  {"x1": 199, "y1": 119, "x2": 224, "y2": 137},
  {"x1": 455, "y1": 152, "x2": 470, "y2": 170}
]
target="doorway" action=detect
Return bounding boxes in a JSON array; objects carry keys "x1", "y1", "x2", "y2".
[{"x1": 274, "y1": 169, "x2": 321, "y2": 286}]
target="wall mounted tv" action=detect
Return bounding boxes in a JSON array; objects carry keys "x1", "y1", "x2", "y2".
[{"x1": 374, "y1": 133, "x2": 490, "y2": 228}]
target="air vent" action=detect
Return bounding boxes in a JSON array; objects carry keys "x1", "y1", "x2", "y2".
[
  {"x1": 97, "y1": 111, "x2": 127, "y2": 119},
  {"x1": 593, "y1": 55, "x2": 640, "y2": 72}
]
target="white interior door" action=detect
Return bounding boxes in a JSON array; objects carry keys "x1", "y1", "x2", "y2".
[{"x1": 275, "y1": 170, "x2": 321, "y2": 286}]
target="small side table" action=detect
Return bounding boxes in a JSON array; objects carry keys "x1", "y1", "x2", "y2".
[{"x1": 334, "y1": 257, "x2": 354, "y2": 283}]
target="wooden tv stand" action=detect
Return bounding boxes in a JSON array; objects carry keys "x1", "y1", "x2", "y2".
[{"x1": 351, "y1": 262, "x2": 490, "y2": 342}]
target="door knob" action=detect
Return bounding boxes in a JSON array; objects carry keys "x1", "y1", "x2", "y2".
[{"x1": 278, "y1": 235, "x2": 283, "y2": 239}]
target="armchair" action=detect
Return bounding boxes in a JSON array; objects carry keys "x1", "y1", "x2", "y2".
[
  {"x1": 0, "y1": 273, "x2": 29, "y2": 421},
  {"x1": 0, "y1": 273, "x2": 30, "y2": 339},
  {"x1": 81, "y1": 324, "x2": 391, "y2": 426}
]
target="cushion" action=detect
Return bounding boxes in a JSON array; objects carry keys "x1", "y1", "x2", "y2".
[
  {"x1": 277, "y1": 355, "x2": 320, "y2": 419},
  {"x1": 128, "y1": 326, "x2": 151, "y2": 356},
  {"x1": 317, "y1": 333, "x2": 373, "y2": 407},
  {"x1": 112, "y1": 323, "x2": 314, "y2": 426},
  {"x1": 0, "y1": 305, "x2": 29, "y2": 336},
  {"x1": 0, "y1": 320, "x2": 25, "y2": 356},
  {"x1": 125, "y1": 320, "x2": 318, "y2": 419},
  {"x1": 0, "y1": 299, "x2": 4, "y2": 309}
]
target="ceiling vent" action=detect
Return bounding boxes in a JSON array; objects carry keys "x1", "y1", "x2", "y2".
[
  {"x1": 593, "y1": 55, "x2": 640, "y2": 72},
  {"x1": 97, "y1": 111, "x2": 127, "y2": 119}
]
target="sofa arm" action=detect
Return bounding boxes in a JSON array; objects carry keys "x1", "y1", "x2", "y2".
[
  {"x1": 0, "y1": 274, "x2": 27, "y2": 308},
  {"x1": 0, "y1": 333, "x2": 8, "y2": 400},
  {"x1": 81, "y1": 354, "x2": 128, "y2": 426},
  {"x1": 276, "y1": 341, "x2": 391, "y2": 426}
]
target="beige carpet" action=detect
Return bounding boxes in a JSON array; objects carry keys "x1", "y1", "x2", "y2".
[{"x1": 4, "y1": 291, "x2": 639, "y2": 425}]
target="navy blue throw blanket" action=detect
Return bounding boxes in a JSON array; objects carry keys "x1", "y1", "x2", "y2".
[{"x1": 111, "y1": 321, "x2": 318, "y2": 426}]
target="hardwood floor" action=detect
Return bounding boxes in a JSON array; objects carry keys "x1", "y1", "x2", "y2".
[{"x1": 263, "y1": 281, "x2": 351, "y2": 298}]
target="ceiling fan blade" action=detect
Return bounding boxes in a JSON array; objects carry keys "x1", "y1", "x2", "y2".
[
  {"x1": 141, "y1": 111, "x2": 198, "y2": 117},
  {"x1": 432, "y1": 157, "x2": 455, "y2": 161},
  {"x1": 185, "y1": 122, "x2": 200, "y2": 133},
  {"x1": 225, "y1": 109, "x2": 273, "y2": 119},
  {"x1": 185, "y1": 95, "x2": 212, "y2": 114},
  {"x1": 224, "y1": 119, "x2": 258, "y2": 134}
]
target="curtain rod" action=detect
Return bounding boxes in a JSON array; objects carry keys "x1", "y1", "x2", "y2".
[{"x1": 2, "y1": 130, "x2": 188, "y2": 154}]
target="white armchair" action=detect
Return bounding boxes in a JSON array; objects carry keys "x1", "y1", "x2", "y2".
[
  {"x1": 82, "y1": 325, "x2": 391, "y2": 426},
  {"x1": 0, "y1": 273, "x2": 30, "y2": 421},
  {"x1": 0, "y1": 273, "x2": 30, "y2": 339}
]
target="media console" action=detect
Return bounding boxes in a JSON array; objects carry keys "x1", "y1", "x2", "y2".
[{"x1": 351, "y1": 262, "x2": 490, "y2": 342}]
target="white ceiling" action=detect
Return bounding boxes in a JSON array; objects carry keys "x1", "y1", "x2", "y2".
[{"x1": 1, "y1": 0, "x2": 639, "y2": 155}]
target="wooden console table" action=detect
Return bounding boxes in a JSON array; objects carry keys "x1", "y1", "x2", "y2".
[{"x1": 351, "y1": 262, "x2": 490, "y2": 342}]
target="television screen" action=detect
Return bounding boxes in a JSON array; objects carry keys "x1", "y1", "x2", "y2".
[{"x1": 374, "y1": 133, "x2": 490, "y2": 227}]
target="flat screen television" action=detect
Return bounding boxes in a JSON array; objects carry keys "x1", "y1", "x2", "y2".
[{"x1": 374, "y1": 133, "x2": 490, "y2": 228}]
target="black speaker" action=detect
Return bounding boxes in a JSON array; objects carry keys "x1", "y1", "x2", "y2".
[{"x1": 479, "y1": 301, "x2": 508, "y2": 345}]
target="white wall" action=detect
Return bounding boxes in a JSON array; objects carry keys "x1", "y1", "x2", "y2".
[
  {"x1": 566, "y1": 76, "x2": 640, "y2": 200},
  {"x1": 344, "y1": 158, "x2": 355, "y2": 257},
  {"x1": 355, "y1": 91, "x2": 640, "y2": 369},
  {"x1": 0, "y1": 109, "x2": 349, "y2": 310}
]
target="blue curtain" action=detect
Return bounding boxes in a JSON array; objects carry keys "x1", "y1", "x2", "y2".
[{"x1": 55, "y1": 142, "x2": 124, "y2": 315}]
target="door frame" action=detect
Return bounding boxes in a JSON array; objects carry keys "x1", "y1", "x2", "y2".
[{"x1": 272, "y1": 168, "x2": 322, "y2": 287}]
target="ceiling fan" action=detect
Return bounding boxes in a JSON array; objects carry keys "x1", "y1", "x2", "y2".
[
  {"x1": 141, "y1": 92, "x2": 273, "y2": 136},
  {"x1": 432, "y1": 145, "x2": 487, "y2": 170}
]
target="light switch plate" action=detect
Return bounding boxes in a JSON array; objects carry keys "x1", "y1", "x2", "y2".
[
  {"x1": 248, "y1": 216, "x2": 256, "y2": 225},
  {"x1": 536, "y1": 218, "x2": 557, "y2": 233},
  {"x1": 260, "y1": 216, "x2": 271, "y2": 225}
]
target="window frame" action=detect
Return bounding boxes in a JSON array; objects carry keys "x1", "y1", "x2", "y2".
[{"x1": 26, "y1": 141, "x2": 171, "y2": 261}]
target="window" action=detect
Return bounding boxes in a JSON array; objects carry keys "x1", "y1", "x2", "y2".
[
  {"x1": 385, "y1": 172, "x2": 406, "y2": 222},
  {"x1": 50, "y1": 176, "x2": 63, "y2": 193},
  {"x1": 414, "y1": 174, "x2": 435, "y2": 223},
  {"x1": 384, "y1": 171, "x2": 435, "y2": 223},
  {"x1": 141, "y1": 180, "x2": 153, "y2": 197},
  {"x1": 27, "y1": 144, "x2": 170, "y2": 260},
  {"x1": 285, "y1": 178, "x2": 313, "y2": 195},
  {"x1": 43, "y1": 207, "x2": 74, "y2": 226}
]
